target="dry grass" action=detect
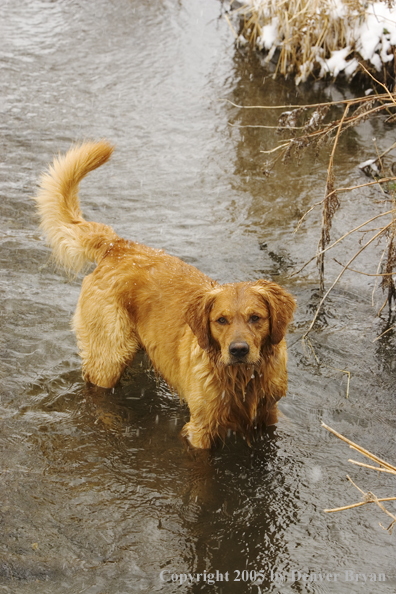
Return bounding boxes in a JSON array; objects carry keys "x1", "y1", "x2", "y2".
[
  {"x1": 229, "y1": 0, "x2": 396, "y2": 84},
  {"x1": 291, "y1": 78, "x2": 396, "y2": 337},
  {"x1": 229, "y1": 74, "x2": 396, "y2": 336},
  {"x1": 322, "y1": 423, "x2": 396, "y2": 534}
]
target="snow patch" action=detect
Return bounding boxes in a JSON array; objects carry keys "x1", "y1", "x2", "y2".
[{"x1": 236, "y1": 1, "x2": 396, "y2": 83}]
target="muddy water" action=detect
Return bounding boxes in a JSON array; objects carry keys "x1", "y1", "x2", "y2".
[{"x1": 1, "y1": 0, "x2": 395, "y2": 592}]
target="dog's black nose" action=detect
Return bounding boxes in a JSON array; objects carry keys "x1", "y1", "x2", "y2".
[{"x1": 229, "y1": 341, "x2": 250, "y2": 358}]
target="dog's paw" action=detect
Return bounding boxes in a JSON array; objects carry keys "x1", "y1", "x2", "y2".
[{"x1": 181, "y1": 422, "x2": 212, "y2": 449}]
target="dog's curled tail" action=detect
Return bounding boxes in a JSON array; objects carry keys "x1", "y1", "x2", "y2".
[{"x1": 34, "y1": 140, "x2": 119, "y2": 274}]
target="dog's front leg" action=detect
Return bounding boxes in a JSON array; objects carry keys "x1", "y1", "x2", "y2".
[{"x1": 180, "y1": 419, "x2": 214, "y2": 449}]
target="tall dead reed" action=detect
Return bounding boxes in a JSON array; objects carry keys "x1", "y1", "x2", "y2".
[{"x1": 229, "y1": 82, "x2": 396, "y2": 337}]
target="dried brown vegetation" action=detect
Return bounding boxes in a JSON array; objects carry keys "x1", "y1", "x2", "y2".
[
  {"x1": 230, "y1": 80, "x2": 396, "y2": 337},
  {"x1": 228, "y1": 0, "x2": 396, "y2": 86},
  {"x1": 322, "y1": 423, "x2": 396, "y2": 535}
]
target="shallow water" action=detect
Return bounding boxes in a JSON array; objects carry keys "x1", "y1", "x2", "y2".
[{"x1": 1, "y1": 0, "x2": 395, "y2": 592}]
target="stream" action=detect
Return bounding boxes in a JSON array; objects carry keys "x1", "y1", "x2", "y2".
[{"x1": 0, "y1": 0, "x2": 395, "y2": 592}]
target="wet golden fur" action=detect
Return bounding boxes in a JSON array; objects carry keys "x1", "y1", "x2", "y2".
[{"x1": 34, "y1": 141, "x2": 296, "y2": 449}]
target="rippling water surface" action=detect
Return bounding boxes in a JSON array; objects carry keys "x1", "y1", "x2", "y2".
[{"x1": 1, "y1": 1, "x2": 395, "y2": 592}]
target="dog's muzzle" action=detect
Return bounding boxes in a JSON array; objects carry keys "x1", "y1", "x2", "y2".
[{"x1": 229, "y1": 341, "x2": 250, "y2": 360}]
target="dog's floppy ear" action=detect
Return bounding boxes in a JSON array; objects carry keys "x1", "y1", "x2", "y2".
[
  {"x1": 185, "y1": 289, "x2": 219, "y2": 351},
  {"x1": 253, "y1": 280, "x2": 296, "y2": 345}
]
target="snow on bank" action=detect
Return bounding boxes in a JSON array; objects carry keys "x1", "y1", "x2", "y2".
[{"x1": 233, "y1": 0, "x2": 396, "y2": 84}]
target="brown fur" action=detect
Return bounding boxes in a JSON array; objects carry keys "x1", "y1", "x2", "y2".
[{"x1": 34, "y1": 141, "x2": 296, "y2": 449}]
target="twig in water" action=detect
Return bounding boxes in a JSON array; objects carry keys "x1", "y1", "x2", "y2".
[
  {"x1": 322, "y1": 423, "x2": 396, "y2": 533},
  {"x1": 317, "y1": 104, "x2": 349, "y2": 291},
  {"x1": 294, "y1": 182, "x2": 396, "y2": 234},
  {"x1": 304, "y1": 339, "x2": 350, "y2": 398},
  {"x1": 372, "y1": 324, "x2": 396, "y2": 342},
  {"x1": 333, "y1": 258, "x2": 396, "y2": 277},
  {"x1": 302, "y1": 223, "x2": 393, "y2": 339},
  {"x1": 348, "y1": 460, "x2": 396, "y2": 475},
  {"x1": 321, "y1": 422, "x2": 396, "y2": 472},
  {"x1": 324, "y1": 496, "x2": 396, "y2": 513},
  {"x1": 291, "y1": 210, "x2": 396, "y2": 278},
  {"x1": 224, "y1": 94, "x2": 388, "y2": 111}
]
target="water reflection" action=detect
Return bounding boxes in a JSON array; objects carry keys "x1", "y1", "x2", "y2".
[{"x1": 22, "y1": 361, "x2": 300, "y2": 592}]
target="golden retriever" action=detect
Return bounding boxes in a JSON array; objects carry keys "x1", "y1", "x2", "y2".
[{"x1": 34, "y1": 141, "x2": 296, "y2": 449}]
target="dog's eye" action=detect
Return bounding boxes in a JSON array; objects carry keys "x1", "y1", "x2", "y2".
[
  {"x1": 250, "y1": 315, "x2": 260, "y2": 323},
  {"x1": 216, "y1": 317, "x2": 228, "y2": 325}
]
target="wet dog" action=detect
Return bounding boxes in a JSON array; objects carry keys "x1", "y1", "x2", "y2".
[{"x1": 34, "y1": 141, "x2": 296, "y2": 448}]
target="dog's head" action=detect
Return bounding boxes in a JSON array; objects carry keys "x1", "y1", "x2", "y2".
[{"x1": 186, "y1": 280, "x2": 296, "y2": 366}]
